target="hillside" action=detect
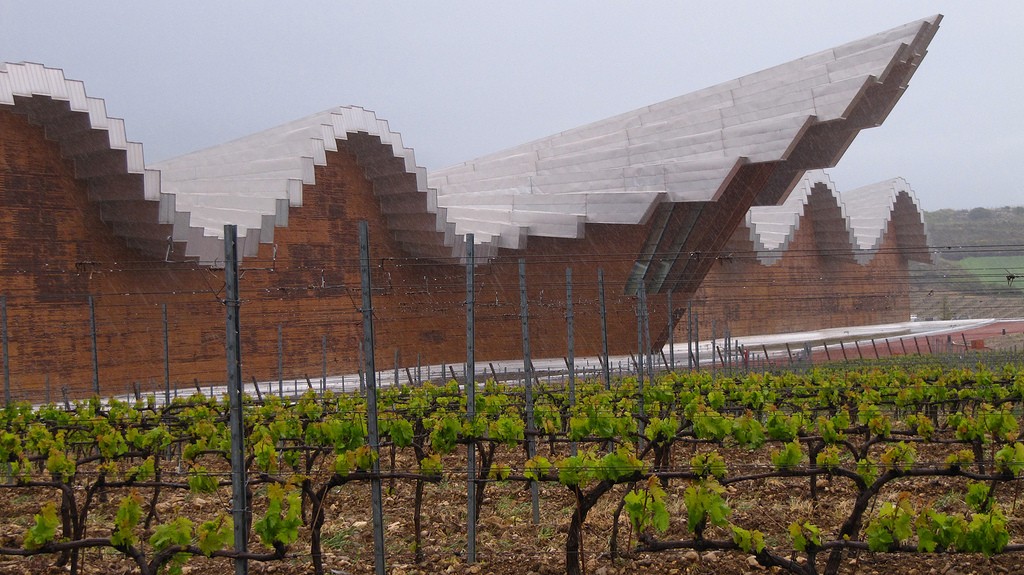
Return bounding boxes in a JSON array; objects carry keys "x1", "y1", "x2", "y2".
[
  {"x1": 924, "y1": 206, "x2": 1024, "y2": 259},
  {"x1": 911, "y1": 206, "x2": 1024, "y2": 320}
]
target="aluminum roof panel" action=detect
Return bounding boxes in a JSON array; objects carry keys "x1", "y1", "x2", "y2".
[{"x1": 1, "y1": 15, "x2": 939, "y2": 269}]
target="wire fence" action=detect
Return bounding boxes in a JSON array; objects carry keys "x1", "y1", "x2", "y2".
[
  {"x1": 1, "y1": 241, "x2": 1022, "y2": 405},
  {"x1": 3, "y1": 225, "x2": 1024, "y2": 575}
]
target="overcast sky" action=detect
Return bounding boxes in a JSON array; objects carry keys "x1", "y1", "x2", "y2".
[{"x1": 2, "y1": 2, "x2": 1021, "y2": 211}]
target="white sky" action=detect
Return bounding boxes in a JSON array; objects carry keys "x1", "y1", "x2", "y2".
[{"x1": 2, "y1": 2, "x2": 1022, "y2": 211}]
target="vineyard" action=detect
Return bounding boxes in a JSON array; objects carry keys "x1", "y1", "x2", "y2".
[{"x1": 2, "y1": 362, "x2": 1024, "y2": 575}]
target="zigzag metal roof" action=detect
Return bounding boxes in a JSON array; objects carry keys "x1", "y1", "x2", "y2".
[
  {"x1": 0, "y1": 15, "x2": 940, "y2": 274},
  {"x1": 0, "y1": 62, "x2": 190, "y2": 259},
  {"x1": 152, "y1": 107, "x2": 444, "y2": 263},
  {"x1": 0, "y1": 64, "x2": 446, "y2": 265},
  {"x1": 431, "y1": 16, "x2": 940, "y2": 265},
  {"x1": 841, "y1": 176, "x2": 931, "y2": 263},
  {"x1": 744, "y1": 170, "x2": 930, "y2": 266},
  {"x1": 632, "y1": 15, "x2": 939, "y2": 296}
]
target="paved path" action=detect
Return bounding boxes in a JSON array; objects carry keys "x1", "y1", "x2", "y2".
[{"x1": 118, "y1": 318, "x2": 1024, "y2": 406}]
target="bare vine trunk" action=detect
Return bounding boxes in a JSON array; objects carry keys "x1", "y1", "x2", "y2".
[{"x1": 566, "y1": 481, "x2": 615, "y2": 575}]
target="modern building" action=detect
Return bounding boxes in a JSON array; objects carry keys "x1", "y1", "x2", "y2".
[
  {"x1": 686, "y1": 171, "x2": 929, "y2": 341},
  {"x1": 0, "y1": 16, "x2": 938, "y2": 397}
]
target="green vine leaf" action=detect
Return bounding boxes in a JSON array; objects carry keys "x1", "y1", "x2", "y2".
[
  {"x1": 557, "y1": 453, "x2": 592, "y2": 487},
  {"x1": 187, "y1": 466, "x2": 220, "y2": 494},
  {"x1": 196, "y1": 516, "x2": 234, "y2": 557},
  {"x1": 420, "y1": 454, "x2": 443, "y2": 478},
  {"x1": 683, "y1": 479, "x2": 730, "y2": 534},
  {"x1": 624, "y1": 477, "x2": 669, "y2": 534},
  {"x1": 490, "y1": 414, "x2": 525, "y2": 446},
  {"x1": 770, "y1": 440, "x2": 804, "y2": 471},
  {"x1": 865, "y1": 499, "x2": 914, "y2": 552},
  {"x1": 23, "y1": 502, "x2": 60, "y2": 550},
  {"x1": 965, "y1": 482, "x2": 992, "y2": 513},
  {"x1": 524, "y1": 455, "x2": 552, "y2": 481},
  {"x1": 690, "y1": 451, "x2": 727, "y2": 479},
  {"x1": 788, "y1": 520, "x2": 821, "y2": 553},
  {"x1": 253, "y1": 483, "x2": 302, "y2": 547},
  {"x1": 994, "y1": 442, "x2": 1024, "y2": 476},
  {"x1": 961, "y1": 507, "x2": 1010, "y2": 556},
  {"x1": 731, "y1": 524, "x2": 766, "y2": 554},
  {"x1": 915, "y1": 507, "x2": 964, "y2": 552},
  {"x1": 111, "y1": 492, "x2": 143, "y2": 548},
  {"x1": 149, "y1": 516, "x2": 193, "y2": 575},
  {"x1": 488, "y1": 462, "x2": 511, "y2": 481}
]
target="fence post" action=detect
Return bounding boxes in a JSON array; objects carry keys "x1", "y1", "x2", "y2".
[
  {"x1": 638, "y1": 283, "x2": 650, "y2": 447},
  {"x1": 322, "y1": 335, "x2": 327, "y2": 394},
  {"x1": 223, "y1": 225, "x2": 248, "y2": 575},
  {"x1": 711, "y1": 320, "x2": 717, "y2": 378},
  {"x1": 721, "y1": 330, "x2": 727, "y2": 375},
  {"x1": 519, "y1": 258, "x2": 540, "y2": 525},
  {"x1": 635, "y1": 299, "x2": 644, "y2": 383},
  {"x1": 566, "y1": 268, "x2": 577, "y2": 455},
  {"x1": 277, "y1": 324, "x2": 284, "y2": 398},
  {"x1": 465, "y1": 234, "x2": 477, "y2": 563},
  {"x1": 2, "y1": 295, "x2": 9, "y2": 405},
  {"x1": 667, "y1": 289, "x2": 674, "y2": 371},
  {"x1": 687, "y1": 301, "x2": 693, "y2": 370},
  {"x1": 642, "y1": 285, "x2": 653, "y2": 380},
  {"x1": 394, "y1": 349, "x2": 400, "y2": 389},
  {"x1": 358, "y1": 220, "x2": 387, "y2": 575},
  {"x1": 89, "y1": 295, "x2": 99, "y2": 395},
  {"x1": 694, "y1": 310, "x2": 700, "y2": 370},
  {"x1": 598, "y1": 268, "x2": 610, "y2": 389},
  {"x1": 358, "y1": 341, "x2": 365, "y2": 394},
  {"x1": 163, "y1": 304, "x2": 171, "y2": 405}
]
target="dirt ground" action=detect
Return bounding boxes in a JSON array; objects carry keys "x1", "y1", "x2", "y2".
[
  {"x1": 5, "y1": 326, "x2": 1024, "y2": 575},
  {"x1": 4, "y1": 442, "x2": 1024, "y2": 575}
]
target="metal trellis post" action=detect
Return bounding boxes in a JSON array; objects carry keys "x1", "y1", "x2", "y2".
[
  {"x1": 694, "y1": 310, "x2": 700, "y2": 370},
  {"x1": 519, "y1": 258, "x2": 540, "y2": 524},
  {"x1": 465, "y1": 235, "x2": 477, "y2": 562},
  {"x1": 566, "y1": 268, "x2": 577, "y2": 455},
  {"x1": 687, "y1": 301, "x2": 693, "y2": 370},
  {"x1": 89, "y1": 295, "x2": 99, "y2": 395},
  {"x1": 223, "y1": 225, "x2": 248, "y2": 575},
  {"x1": 667, "y1": 289, "x2": 674, "y2": 371},
  {"x1": 278, "y1": 324, "x2": 284, "y2": 398},
  {"x1": 638, "y1": 283, "x2": 650, "y2": 446},
  {"x1": 2, "y1": 296, "x2": 9, "y2": 405},
  {"x1": 358, "y1": 220, "x2": 387, "y2": 575},
  {"x1": 163, "y1": 303, "x2": 171, "y2": 405},
  {"x1": 598, "y1": 268, "x2": 610, "y2": 389}
]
